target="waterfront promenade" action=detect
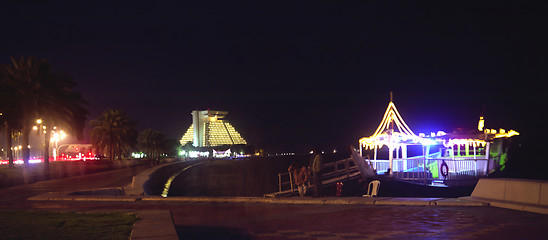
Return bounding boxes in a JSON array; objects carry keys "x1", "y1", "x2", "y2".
[{"x1": 1, "y1": 162, "x2": 547, "y2": 240}]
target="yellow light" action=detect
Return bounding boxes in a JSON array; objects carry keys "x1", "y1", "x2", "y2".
[
  {"x1": 478, "y1": 117, "x2": 484, "y2": 131},
  {"x1": 359, "y1": 101, "x2": 422, "y2": 150},
  {"x1": 444, "y1": 139, "x2": 486, "y2": 148},
  {"x1": 36, "y1": 119, "x2": 42, "y2": 124},
  {"x1": 32, "y1": 126, "x2": 38, "y2": 131},
  {"x1": 51, "y1": 130, "x2": 67, "y2": 142},
  {"x1": 495, "y1": 129, "x2": 519, "y2": 138}
]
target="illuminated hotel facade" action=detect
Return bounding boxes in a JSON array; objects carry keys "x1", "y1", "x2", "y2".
[{"x1": 180, "y1": 110, "x2": 247, "y2": 147}]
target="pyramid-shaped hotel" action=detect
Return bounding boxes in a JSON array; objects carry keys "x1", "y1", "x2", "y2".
[{"x1": 180, "y1": 110, "x2": 247, "y2": 147}]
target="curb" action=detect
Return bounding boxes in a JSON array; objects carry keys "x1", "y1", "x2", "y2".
[
  {"x1": 28, "y1": 191, "x2": 141, "y2": 202},
  {"x1": 141, "y1": 196, "x2": 379, "y2": 205},
  {"x1": 125, "y1": 163, "x2": 176, "y2": 196},
  {"x1": 461, "y1": 196, "x2": 548, "y2": 214},
  {"x1": 139, "y1": 196, "x2": 483, "y2": 207},
  {"x1": 28, "y1": 193, "x2": 546, "y2": 214},
  {"x1": 29, "y1": 193, "x2": 487, "y2": 207},
  {"x1": 374, "y1": 198, "x2": 442, "y2": 206}
]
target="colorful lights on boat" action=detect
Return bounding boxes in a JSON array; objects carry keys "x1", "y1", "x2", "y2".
[
  {"x1": 359, "y1": 101, "x2": 437, "y2": 150},
  {"x1": 482, "y1": 128, "x2": 520, "y2": 138},
  {"x1": 360, "y1": 100, "x2": 520, "y2": 150},
  {"x1": 494, "y1": 129, "x2": 520, "y2": 138},
  {"x1": 358, "y1": 93, "x2": 521, "y2": 179},
  {"x1": 443, "y1": 139, "x2": 486, "y2": 148},
  {"x1": 478, "y1": 116, "x2": 484, "y2": 131}
]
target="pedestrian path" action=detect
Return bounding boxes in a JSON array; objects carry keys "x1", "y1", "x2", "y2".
[
  {"x1": 29, "y1": 191, "x2": 487, "y2": 207},
  {"x1": 143, "y1": 195, "x2": 488, "y2": 207},
  {"x1": 131, "y1": 210, "x2": 178, "y2": 240}
]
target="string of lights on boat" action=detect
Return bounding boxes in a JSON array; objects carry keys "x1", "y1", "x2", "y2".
[{"x1": 359, "y1": 100, "x2": 519, "y2": 152}]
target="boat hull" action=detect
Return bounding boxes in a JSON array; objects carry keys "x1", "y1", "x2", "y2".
[{"x1": 366, "y1": 176, "x2": 477, "y2": 198}]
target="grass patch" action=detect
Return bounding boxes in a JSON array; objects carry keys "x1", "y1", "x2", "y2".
[{"x1": 0, "y1": 210, "x2": 137, "y2": 240}]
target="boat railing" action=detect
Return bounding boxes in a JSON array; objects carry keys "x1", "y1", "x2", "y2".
[
  {"x1": 267, "y1": 157, "x2": 360, "y2": 197},
  {"x1": 321, "y1": 157, "x2": 359, "y2": 183},
  {"x1": 368, "y1": 158, "x2": 489, "y2": 181}
]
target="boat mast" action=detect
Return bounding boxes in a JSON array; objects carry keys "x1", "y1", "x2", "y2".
[{"x1": 388, "y1": 92, "x2": 394, "y2": 175}]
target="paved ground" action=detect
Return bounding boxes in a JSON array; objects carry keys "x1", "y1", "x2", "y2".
[
  {"x1": 170, "y1": 203, "x2": 548, "y2": 240},
  {"x1": 1, "y1": 162, "x2": 548, "y2": 240},
  {"x1": 17, "y1": 200, "x2": 548, "y2": 240},
  {"x1": 0, "y1": 164, "x2": 147, "y2": 204}
]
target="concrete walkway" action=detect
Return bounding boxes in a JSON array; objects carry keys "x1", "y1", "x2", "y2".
[
  {"x1": 139, "y1": 195, "x2": 488, "y2": 206},
  {"x1": 29, "y1": 193, "x2": 489, "y2": 206},
  {"x1": 131, "y1": 210, "x2": 178, "y2": 240}
]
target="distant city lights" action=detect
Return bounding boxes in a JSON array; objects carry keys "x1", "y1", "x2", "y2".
[
  {"x1": 212, "y1": 149, "x2": 231, "y2": 158},
  {"x1": 131, "y1": 152, "x2": 145, "y2": 158}
]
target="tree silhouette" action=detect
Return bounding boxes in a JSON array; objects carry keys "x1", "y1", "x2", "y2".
[
  {"x1": 0, "y1": 65, "x2": 22, "y2": 167},
  {"x1": 90, "y1": 109, "x2": 137, "y2": 160},
  {"x1": 1, "y1": 56, "x2": 88, "y2": 166},
  {"x1": 138, "y1": 129, "x2": 165, "y2": 161},
  {"x1": 39, "y1": 72, "x2": 88, "y2": 165}
]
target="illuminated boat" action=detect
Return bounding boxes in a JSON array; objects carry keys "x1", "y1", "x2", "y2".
[{"x1": 352, "y1": 94, "x2": 519, "y2": 197}]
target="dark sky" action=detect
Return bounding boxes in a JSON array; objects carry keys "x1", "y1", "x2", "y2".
[{"x1": 2, "y1": 1, "x2": 546, "y2": 153}]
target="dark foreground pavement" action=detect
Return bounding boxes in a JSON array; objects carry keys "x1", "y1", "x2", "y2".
[
  {"x1": 15, "y1": 200, "x2": 548, "y2": 240},
  {"x1": 1, "y1": 163, "x2": 547, "y2": 240},
  {"x1": 170, "y1": 203, "x2": 548, "y2": 240}
]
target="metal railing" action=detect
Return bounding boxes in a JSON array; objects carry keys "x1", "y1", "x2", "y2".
[
  {"x1": 368, "y1": 157, "x2": 488, "y2": 181},
  {"x1": 271, "y1": 158, "x2": 360, "y2": 197},
  {"x1": 321, "y1": 158, "x2": 359, "y2": 183}
]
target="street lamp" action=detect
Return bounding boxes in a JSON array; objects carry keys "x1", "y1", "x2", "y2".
[
  {"x1": 33, "y1": 119, "x2": 49, "y2": 161},
  {"x1": 51, "y1": 129, "x2": 66, "y2": 161},
  {"x1": 33, "y1": 119, "x2": 43, "y2": 159}
]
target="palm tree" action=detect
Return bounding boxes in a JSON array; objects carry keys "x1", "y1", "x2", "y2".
[
  {"x1": 90, "y1": 109, "x2": 137, "y2": 160},
  {"x1": 0, "y1": 103, "x2": 22, "y2": 168},
  {"x1": 38, "y1": 73, "x2": 88, "y2": 165},
  {"x1": 0, "y1": 64, "x2": 23, "y2": 167},
  {"x1": 1, "y1": 57, "x2": 50, "y2": 165},
  {"x1": 1, "y1": 57, "x2": 88, "y2": 166},
  {"x1": 138, "y1": 129, "x2": 165, "y2": 160}
]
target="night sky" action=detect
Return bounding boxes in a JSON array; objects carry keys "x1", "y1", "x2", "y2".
[{"x1": 2, "y1": 1, "x2": 546, "y2": 154}]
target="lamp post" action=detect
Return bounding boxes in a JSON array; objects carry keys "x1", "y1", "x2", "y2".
[
  {"x1": 33, "y1": 119, "x2": 40, "y2": 160},
  {"x1": 50, "y1": 129, "x2": 66, "y2": 161}
]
